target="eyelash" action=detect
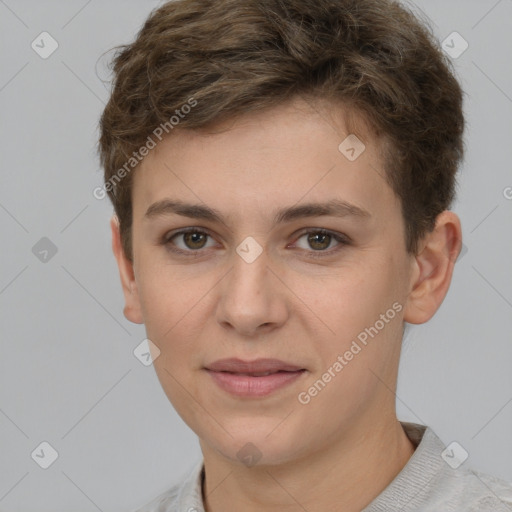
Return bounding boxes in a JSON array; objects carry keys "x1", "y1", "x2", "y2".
[{"x1": 161, "y1": 227, "x2": 351, "y2": 259}]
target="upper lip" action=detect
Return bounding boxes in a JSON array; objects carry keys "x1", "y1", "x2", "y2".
[{"x1": 205, "y1": 358, "x2": 304, "y2": 374}]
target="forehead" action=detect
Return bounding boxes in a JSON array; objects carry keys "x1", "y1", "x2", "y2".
[{"x1": 132, "y1": 97, "x2": 397, "y2": 223}]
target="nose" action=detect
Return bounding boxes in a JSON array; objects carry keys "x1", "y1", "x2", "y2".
[{"x1": 215, "y1": 245, "x2": 289, "y2": 338}]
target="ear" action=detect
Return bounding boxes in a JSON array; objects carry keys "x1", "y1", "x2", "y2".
[
  {"x1": 403, "y1": 211, "x2": 462, "y2": 324},
  {"x1": 110, "y1": 215, "x2": 144, "y2": 324}
]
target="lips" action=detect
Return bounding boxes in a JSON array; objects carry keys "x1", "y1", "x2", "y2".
[
  {"x1": 204, "y1": 358, "x2": 306, "y2": 397},
  {"x1": 206, "y1": 358, "x2": 304, "y2": 374}
]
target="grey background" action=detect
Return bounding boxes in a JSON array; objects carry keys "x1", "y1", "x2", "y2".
[{"x1": 0, "y1": 0, "x2": 511, "y2": 510}]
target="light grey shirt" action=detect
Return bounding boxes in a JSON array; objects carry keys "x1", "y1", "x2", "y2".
[{"x1": 133, "y1": 422, "x2": 512, "y2": 511}]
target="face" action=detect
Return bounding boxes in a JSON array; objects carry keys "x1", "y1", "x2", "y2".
[{"x1": 119, "y1": 97, "x2": 420, "y2": 466}]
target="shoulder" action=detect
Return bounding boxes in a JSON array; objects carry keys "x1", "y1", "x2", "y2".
[
  {"x1": 411, "y1": 428, "x2": 512, "y2": 511},
  {"x1": 445, "y1": 468, "x2": 512, "y2": 511},
  {"x1": 419, "y1": 426, "x2": 512, "y2": 511},
  {"x1": 130, "y1": 460, "x2": 204, "y2": 512},
  {"x1": 366, "y1": 423, "x2": 512, "y2": 512},
  {"x1": 131, "y1": 482, "x2": 181, "y2": 512}
]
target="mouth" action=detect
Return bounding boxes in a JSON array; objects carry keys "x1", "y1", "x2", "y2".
[
  {"x1": 218, "y1": 370, "x2": 300, "y2": 377},
  {"x1": 204, "y1": 358, "x2": 307, "y2": 397},
  {"x1": 205, "y1": 358, "x2": 305, "y2": 373}
]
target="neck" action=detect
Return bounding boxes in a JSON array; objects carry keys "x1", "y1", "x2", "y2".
[{"x1": 201, "y1": 414, "x2": 415, "y2": 512}]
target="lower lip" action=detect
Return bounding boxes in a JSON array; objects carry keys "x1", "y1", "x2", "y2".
[{"x1": 205, "y1": 369, "x2": 306, "y2": 397}]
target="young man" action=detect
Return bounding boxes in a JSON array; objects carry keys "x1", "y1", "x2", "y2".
[{"x1": 98, "y1": 0, "x2": 512, "y2": 510}]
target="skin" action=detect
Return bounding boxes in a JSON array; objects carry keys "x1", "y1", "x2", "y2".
[{"x1": 111, "y1": 96, "x2": 462, "y2": 512}]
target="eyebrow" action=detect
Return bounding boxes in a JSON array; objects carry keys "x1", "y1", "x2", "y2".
[{"x1": 143, "y1": 198, "x2": 371, "y2": 225}]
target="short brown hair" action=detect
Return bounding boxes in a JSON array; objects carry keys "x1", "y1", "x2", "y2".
[{"x1": 98, "y1": 0, "x2": 464, "y2": 262}]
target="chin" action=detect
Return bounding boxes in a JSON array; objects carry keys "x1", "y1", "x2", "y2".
[{"x1": 198, "y1": 416, "x2": 312, "y2": 468}]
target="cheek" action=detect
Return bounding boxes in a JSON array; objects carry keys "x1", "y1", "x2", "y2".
[
  {"x1": 309, "y1": 269, "x2": 390, "y2": 331},
  {"x1": 305, "y1": 261, "x2": 404, "y2": 364},
  {"x1": 136, "y1": 262, "x2": 220, "y2": 372},
  {"x1": 136, "y1": 265, "x2": 195, "y2": 343},
  {"x1": 139, "y1": 269, "x2": 206, "y2": 413}
]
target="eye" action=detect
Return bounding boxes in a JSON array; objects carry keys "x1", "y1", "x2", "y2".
[
  {"x1": 164, "y1": 228, "x2": 217, "y2": 253},
  {"x1": 162, "y1": 227, "x2": 349, "y2": 258},
  {"x1": 292, "y1": 229, "x2": 349, "y2": 255}
]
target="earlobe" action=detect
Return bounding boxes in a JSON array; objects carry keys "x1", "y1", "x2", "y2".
[
  {"x1": 110, "y1": 215, "x2": 144, "y2": 325},
  {"x1": 403, "y1": 211, "x2": 462, "y2": 325}
]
